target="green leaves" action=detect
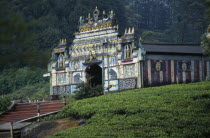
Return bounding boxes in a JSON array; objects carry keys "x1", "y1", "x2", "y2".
[
  {"x1": 141, "y1": 31, "x2": 164, "y2": 43},
  {"x1": 52, "y1": 81, "x2": 210, "y2": 137},
  {"x1": 0, "y1": 67, "x2": 49, "y2": 96},
  {"x1": 0, "y1": 96, "x2": 11, "y2": 112},
  {"x1": 201, "y1": 34, "x2": 210, "y2": 56},
  {"x1": 74, "y1": 83, "x2": 103, "y2": 100}
]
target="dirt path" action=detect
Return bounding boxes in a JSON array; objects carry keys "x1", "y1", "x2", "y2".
[{"x1": 41, "y1": 119, "x2": 78, "y2": 138}]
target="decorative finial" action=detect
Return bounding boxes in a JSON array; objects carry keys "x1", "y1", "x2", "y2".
[
  {"x1": 132, "y1": 27, "x2": 135, "y2": 33},
  {"x1": 110, "y1": 10, "x2": 113, "y2": 15},
  {"x1": 88, "y1": 13, "x2": 90, "y2": 18},
  {"x1": 103, "y1": 10, "x2": 105, "y2": 15},
  {"x1": 128, "y1": 28, "x2": 131, "y2": 34},
  {"x1": 125, "y1": 29, "x2": 127, "y2": 34},
  {"x1": 79, "y1": 16, "x2": 83, "y2": 24},
  {"x1": 139, "y1": 37, "x2": 142, "y2": 41},
  {"x1": 96, "y1": 6, "x2": 98, "y2": 10}
]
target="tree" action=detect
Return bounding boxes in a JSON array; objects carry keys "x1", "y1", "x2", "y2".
[
  {"x1": 167, "y1": 0, "x2": 207, "y2": 44},
  {"x1": 206, "y1": 0, "x2": 210, "y2": 21},
  {"x1": 201, "y1": 0, "x2": 210, "y2": 56},
  {"x1": 201, "y1": 32, "x2": 210, "y2": 56},
  {"x1": 141, "y1": 31, "x2": 163, "y2": 43}
]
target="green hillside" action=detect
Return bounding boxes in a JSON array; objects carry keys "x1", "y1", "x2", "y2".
[{"x1": 51, "y1": 81, "x2": 210, "y2": 137}]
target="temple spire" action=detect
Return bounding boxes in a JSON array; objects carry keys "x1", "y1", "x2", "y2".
[
  {"x1": 125, "y1": 29, "x2": 127, "y2": 34},
  {"x1": 132, "y1": 27, "x2": 135, "y2": 34},
  {"x1": 110, "y1": 10, "x2": 113, "y2": 16},
  {"x1": 128, "y1": 28, "x2": 131, "y2": 34},
  {"x1": 59, "y1": 39, "x2": 67, "y2": 44}
]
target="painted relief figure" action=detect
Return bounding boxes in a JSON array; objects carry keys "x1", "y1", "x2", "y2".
[
  {"x1": 182, "y1": 62, "x2": 187, "y2": 71},
  {"x1": 57, "y1": 73, "x2": 67, "y2": 84},
  {"x1": 124, "y1": 65, "x2": 135, "y2": 77},
  {"x1": 155, "y1": 62, "x2": 161, "y2": 71},
  {"x1": 58, "y1": 54, "x2": 64, "y2": 67}
]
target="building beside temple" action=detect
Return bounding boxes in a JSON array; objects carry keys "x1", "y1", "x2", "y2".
[{"x1": 48, "y1": 7, "x2": 210, "y2": 95}]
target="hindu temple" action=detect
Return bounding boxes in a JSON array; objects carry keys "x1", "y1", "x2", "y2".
[{"x1": 48, "y1": 7, "x2": 210, "y2": 95}]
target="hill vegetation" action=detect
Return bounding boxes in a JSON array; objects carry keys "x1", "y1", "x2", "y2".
[
  {"x1": 0, "y1": 67, "x2": 49, "y2": 100},
  {"x1": 50, "y1": 81, "x2": 210, "y2": 137},
  {"x1": 0, "y1": 96, "x2": 11, "y2": 112}
]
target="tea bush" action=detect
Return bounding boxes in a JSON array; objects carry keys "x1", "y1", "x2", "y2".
[{"x1": 52, "y1": 81, "x2": 210, "y2": 137}]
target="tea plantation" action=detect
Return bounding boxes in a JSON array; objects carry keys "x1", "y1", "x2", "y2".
[{"x1": 52, "y1": 81, "x2": 210, "y2": 137}]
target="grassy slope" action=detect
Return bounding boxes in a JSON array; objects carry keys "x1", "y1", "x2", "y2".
[{"x1": 52, "y1": 81, "x2": 210, "y2": 137}]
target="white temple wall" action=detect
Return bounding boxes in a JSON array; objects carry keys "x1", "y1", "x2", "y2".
[{"x1": 52, "y1": 73, "x2": 57, "y2": 86}]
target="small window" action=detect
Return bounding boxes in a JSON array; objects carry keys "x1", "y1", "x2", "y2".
[
  {"x1": 109, "y1": 69, "x2": 117, "y2": 79},
  {"x1": 74, "y1": 73, "x2": 81, "y2": 83},
  {"x1": 124, "y1": 44, "x2": 132, "y2": 59}
]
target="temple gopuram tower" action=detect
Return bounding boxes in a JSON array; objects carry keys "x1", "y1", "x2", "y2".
[{"x1": 49, "y1": 7, "x2": 145, "y2": 95}]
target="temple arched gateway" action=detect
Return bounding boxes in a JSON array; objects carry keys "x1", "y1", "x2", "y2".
[{"x1": 49, "y1": 7, "x2": 210, "y2": 95}]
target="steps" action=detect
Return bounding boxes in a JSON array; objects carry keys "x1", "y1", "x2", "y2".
[{"x1": 0, "y1": 101, "x2": 64, "y2": 124}]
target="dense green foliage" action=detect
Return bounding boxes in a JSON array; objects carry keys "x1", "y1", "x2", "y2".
[
  {"x1": 52, "y1": 81, "x2": 210, "y2": 137},
  {"x1": 0, "y1": 67, "x2": 49, "y2": 99},
  {"x1": 201, "y1": 34, "x2": 210, "y2": 56},
  {"x1": 0, "y1": 96, "x2": 11, "y2": 112},
  {"x1": 74, "y1": 83, "x2": 103, "y2": 100},
  {"x1": 206, "y1": 0, "x2": 210, "y2": 21},
  {"x1": 125, "y1": 0, "x2": 208, "y2": 44},
  {"x1": 0, "y1": 0, "x2": 50, "y2": 69},
  {"x1": 201, "y1": 0, "x2": 210, "y2": 56},
  {"x1": 8, "y1": 82, "x2": 50, "y2": 100}
]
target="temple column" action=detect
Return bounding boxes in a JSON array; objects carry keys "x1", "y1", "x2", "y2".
[
  {"x1": 136, "y1": 62, "x2": 141, "y2": 88},
  {"x1": 52, "y1": 73, "x2": 57, "y2": 86},
  {"x1": 137, "y1": 61, "x2": 144, "y2": 88},
  {"x1": 69, "y1": 72, "x2": 73, "y2": 84},
  {"x1": 66, "y1": 72, "x2": 70, "y2": 84},
  {"x1": 118, "y1": 65, "x2": 124, "y2": 78}
]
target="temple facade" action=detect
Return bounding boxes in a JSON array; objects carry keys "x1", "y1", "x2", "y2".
[{"x1": 48, "y1": 7, "x2": 210, "y2": 95}]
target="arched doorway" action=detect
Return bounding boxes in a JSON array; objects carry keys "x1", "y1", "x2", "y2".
[{"x1": 85, "y1": 64, "x2": 102, "y2": 86}]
